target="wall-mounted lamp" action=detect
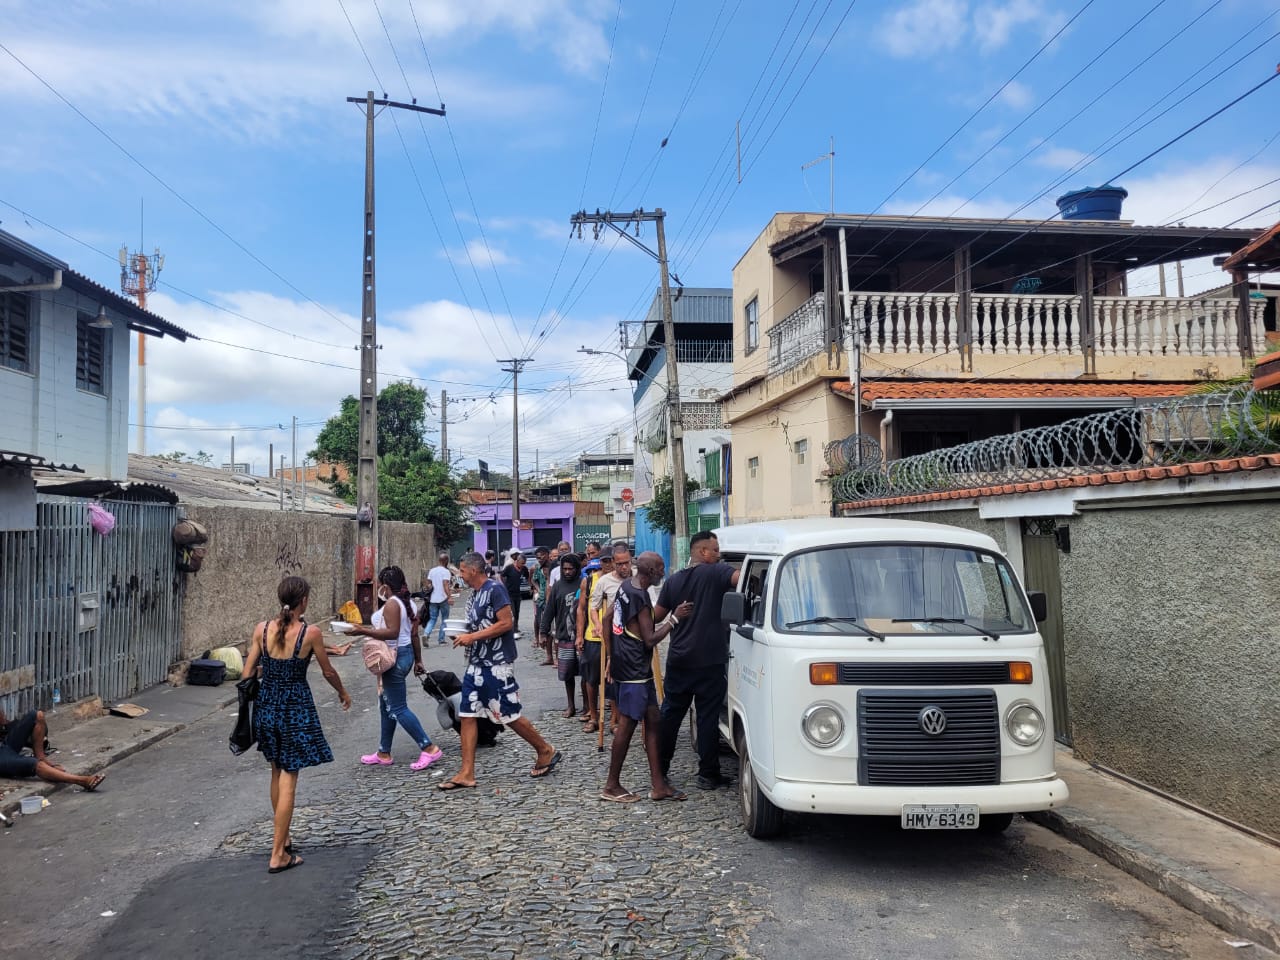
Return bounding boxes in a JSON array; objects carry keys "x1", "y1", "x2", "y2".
[{"x1": 90, "y1": 305, "x2": 113, "y2": 329}]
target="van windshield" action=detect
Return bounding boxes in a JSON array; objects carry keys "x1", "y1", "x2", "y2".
[{"x1": 774, "y1": 544, "x2": 1035, "y2": 636}]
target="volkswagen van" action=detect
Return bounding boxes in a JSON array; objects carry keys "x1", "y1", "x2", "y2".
[{"x1": 715, "y1": 518, "x2": 1067, "y2": 838}]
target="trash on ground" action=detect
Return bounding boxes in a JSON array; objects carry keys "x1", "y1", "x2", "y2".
[{"x1": 109, "y1": 703, "x2": 149, "y2": 719}]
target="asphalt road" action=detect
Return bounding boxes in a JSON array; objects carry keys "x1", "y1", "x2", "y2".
[{"x1": 0, "y1": 603, "x2": 1269, "y2": 960}]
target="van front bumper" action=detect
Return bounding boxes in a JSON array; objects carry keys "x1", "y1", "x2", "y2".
[{"x1": 763, "y1": 776, "x2": 1069, "y2": 816}]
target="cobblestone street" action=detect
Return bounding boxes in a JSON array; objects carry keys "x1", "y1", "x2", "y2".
[{"x1": 3, "y1": 602, "x2": 1272, "y2": 960}]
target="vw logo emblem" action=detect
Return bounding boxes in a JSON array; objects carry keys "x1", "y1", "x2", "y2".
[{"x1": 918, "y1": 705, "x2": 947, "y2": 736}]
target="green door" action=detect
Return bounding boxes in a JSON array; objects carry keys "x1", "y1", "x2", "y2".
[{"x1": 1021, "y1": 519, "x2": 1071, "y2": 745}]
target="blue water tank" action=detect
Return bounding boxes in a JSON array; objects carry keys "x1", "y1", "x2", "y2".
[{"x1": 1056, "y1": 184, "x2": 1128, "y2": 221}]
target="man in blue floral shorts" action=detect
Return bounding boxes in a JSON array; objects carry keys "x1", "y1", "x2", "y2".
[{"x1": 439, "y1": 551, "x2": 561, "y2": 791}]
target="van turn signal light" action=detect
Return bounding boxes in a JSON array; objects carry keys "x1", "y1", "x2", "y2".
[
  {"x1": 809, "y1": 663, "x2": 839, "y2": 685},
  {"x1": 1008, "y1": 661, "x2": 1033, "y2": 684}
]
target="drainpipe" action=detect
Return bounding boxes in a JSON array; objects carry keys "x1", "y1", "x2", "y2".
[
  {"x1": 879, "y1": 409, "x2": 895, "y2": 462},
  {"x1": 0, "y1": 268, "x2": 63, "y2": 293}
]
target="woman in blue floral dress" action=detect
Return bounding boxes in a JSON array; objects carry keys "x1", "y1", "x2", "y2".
[{"x1": 243, "y1": 576, "x2": 351, "y2": 874}]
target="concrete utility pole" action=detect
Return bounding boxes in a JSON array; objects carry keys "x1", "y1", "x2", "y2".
[
  {"x1": 570, "y1": 208, "x2": 688, "y2": 552},
  {"x1": 440, "y1": 389, "x2": 448, "y2": 466},
  {"x1": 345, "y1": 90, "x2": 445, "y2": 618},
  {"x1": 499, "y1": 359, "x2": 533, "y2": 529}
]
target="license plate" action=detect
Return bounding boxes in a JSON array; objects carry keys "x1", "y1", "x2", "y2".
[{"x1": 901, "y1": 804, "x2": 979, "y2": 829}]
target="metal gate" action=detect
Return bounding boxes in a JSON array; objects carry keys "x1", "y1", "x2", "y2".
[
  {"x1": 0, "y1": 496, "x2": 182, "y2": 716},
  {"x1": 1021, "y1": 518, "x2": 1071, "y2": 744}
]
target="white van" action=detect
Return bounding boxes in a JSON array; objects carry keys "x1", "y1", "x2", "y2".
[{"x1": 715, "y1": 518, "x2": 1067, "y2": 838}]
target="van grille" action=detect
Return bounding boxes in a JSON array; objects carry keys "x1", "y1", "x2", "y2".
[
  {"x1": 857, "y1": 690, "x2": 1000, "y2": 786},
  {"x1": 838, "y1": 662, "x2": 1010, "y2": 686}
]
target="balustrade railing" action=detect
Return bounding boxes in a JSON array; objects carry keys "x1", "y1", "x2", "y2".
[
  {"x1": 767, "y1": 290, "x2": 1258, "y2": 376},
  {"x1": 766, "y1": 291, "x2": 826, "y2": 375}
]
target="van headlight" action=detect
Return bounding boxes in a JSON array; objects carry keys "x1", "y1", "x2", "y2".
[
  {"x1": 1005, "y1": 701, "x2": 1044, "y2": 746},
  {"x1": 801, "y1": 704, "x2": 844, "y2": 747}
]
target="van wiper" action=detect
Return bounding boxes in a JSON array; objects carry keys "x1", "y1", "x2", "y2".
[
  {"x1": 785, "y1": 616, "x2": 885, "y2": 640},
  {"x1": 892, "y1": 617, "x2": 1001, "y2": 641}
]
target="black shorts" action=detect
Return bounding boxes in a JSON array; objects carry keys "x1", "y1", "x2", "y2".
[
  {"x1": 580, "y1": 641, "x2": 601, "y2": 684},
  {"x1": 0, "y1": 710, "x2": 38, "y2": 778}
]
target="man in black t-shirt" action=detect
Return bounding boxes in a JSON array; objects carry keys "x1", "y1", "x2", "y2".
[
  {"x1": 600, "y1": 552, "x2": 692, "y2": 803},
  {"x1": 654, "y1": 530, "x2": 741, "y2": 790}
]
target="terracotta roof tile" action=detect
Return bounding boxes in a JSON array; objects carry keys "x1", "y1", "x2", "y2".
[
  {"x1": 832, "y1": 379, "x2": 1201, "y2": 403},
  {"x1": 838, "y1": 454, "x2": 1280, "y2": 512}
]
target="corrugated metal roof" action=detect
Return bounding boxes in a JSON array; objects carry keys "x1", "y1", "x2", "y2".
[
  {"x1": 640, "y1": 287, "x2": 732, "y2": 328},
  {"x1": 0, "y1": 450, "x2": 84, "y2": 473},
  {"x1": 0, "y1": 228, "x2": 195, "y2": 342}
]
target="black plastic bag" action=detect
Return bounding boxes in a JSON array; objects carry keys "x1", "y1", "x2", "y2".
[{"x1": 229, "y1": 675, "x2": 259, "y2": 756}]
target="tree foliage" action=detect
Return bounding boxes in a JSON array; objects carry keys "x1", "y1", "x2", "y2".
[
  {"x1": 646, "y1": 474, "x2": 701, "y2": 536},
  {"x1": 310, "y1": 382, "x2": 467, "y2": 542}
]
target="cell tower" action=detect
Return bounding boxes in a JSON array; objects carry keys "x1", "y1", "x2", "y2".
[{"x1": 119, "y1": 244, "x2": 163, "y2": 456}]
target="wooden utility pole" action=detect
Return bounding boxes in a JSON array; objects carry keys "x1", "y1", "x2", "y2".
[
  {"x1": 346, "y1": 90, "x2": 445, "y2": 619},
  {"x1": 569, "y1": 208, "x2": 688, "y2": 553},
  {"x1": 499, "y1": 359, "x2": 533, "y2": 531}
]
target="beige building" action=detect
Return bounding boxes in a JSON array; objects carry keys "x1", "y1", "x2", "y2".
[{"x1": 723, "y1": 211, "x2": 1266, "y2": 522}]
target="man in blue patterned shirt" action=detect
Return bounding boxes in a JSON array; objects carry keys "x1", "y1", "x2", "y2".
[{"x1": 439, "y1": 552, "x2": 561, "y2": 790}]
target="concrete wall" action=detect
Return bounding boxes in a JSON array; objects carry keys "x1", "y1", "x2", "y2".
[
  {"x1": 0, "y1": 282, "x2": 129, "y2": 479},
  {"x1": 1059, "y1": 500, "x2": 1279, "y2": 836},
  {"x1": 870, "y1": 493, "x2": 1280, "y2": 837},
  {"x1": 178, "y1": 505, "x2": 434, "y2": 658}
]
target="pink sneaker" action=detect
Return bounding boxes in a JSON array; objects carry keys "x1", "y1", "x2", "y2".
[
  {"x1": 411, "y1": 747, "x2": 444, "y2": 771},
  {"x1": 360, "y1": 753, "x2": 394, "y2": 765}
]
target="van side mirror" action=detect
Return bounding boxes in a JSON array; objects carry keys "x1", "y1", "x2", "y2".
[
  {"x1": 721, "y1": 592, "x2": 746, "y2": 627},
  {"x1": 1027, "y1": 590, "x2": 1048, "y2": 623}
]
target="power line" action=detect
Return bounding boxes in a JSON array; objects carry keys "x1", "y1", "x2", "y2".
[{"x1": 0, "y1": 40, "x2": 358, "y2": 336}]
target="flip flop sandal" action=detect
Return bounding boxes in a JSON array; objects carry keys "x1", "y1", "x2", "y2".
[
  {"x1": 599, "y1": 791, "x2": 641, "y2": 803},
  {"x1": 649, "y1": 789, "x2": 689, "y2": 801},
  {"x1": 85, "y1": 773, "x2": 107, "y2": 792},
  {"x1": 267, "y1": 855, "x2": 303, "y2": 874},
  {"x1": 437, "y1": 779, "x2": 477, "y2": 791},
  {"x1": 530, "y1": 749, "x2": 563, "y2": 779}
]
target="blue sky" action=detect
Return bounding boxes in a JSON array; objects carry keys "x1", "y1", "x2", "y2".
[{"x1": 1, "y1": 0, "x2": 1276, "y2": 477}]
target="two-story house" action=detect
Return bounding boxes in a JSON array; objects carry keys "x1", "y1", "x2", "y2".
[
  {"x1": 0, "y1": 229, "x2": 192, "y2": 481},
  {"x1": 723, "y1": 211, "x2": 1265, "y2": 521},
  {"x1": 627, "y1": 287, "x2": 733, "y2": 558}
]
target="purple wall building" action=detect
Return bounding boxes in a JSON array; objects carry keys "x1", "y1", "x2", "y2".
[{"x1": 470, "y1": 501, "x2": 576, "y2": 556}]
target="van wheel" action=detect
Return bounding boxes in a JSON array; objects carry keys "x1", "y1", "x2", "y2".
[
  {"x1": 979, "y1": 813, "x2": 1014, "y2": 834},
  {"x1": 735, "y1": 729, "x2": 783, "y2": 839}
]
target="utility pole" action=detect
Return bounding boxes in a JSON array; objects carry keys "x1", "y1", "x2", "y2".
[
  {"x1": 291, "y1": 415, "x2": 298, "y2": 510},
  {"x1": 345, "y1": 90, "x2": 445, "y2": 618},
  {"x1": 440, "y1": 389, "x2": 448, "y2": 466},
  {"x1": 570, "y1": 208, "x2": 688, "y2": 555},
  {"x1": 499, "y1": 358, "x2": 533, "y2": 531},
  {"x1": 278, "y1": 455, "x2": 286, "y2": 510}
]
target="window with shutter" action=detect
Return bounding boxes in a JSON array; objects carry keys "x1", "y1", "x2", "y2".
[
  {"x1": 0, "y1": 292, "x2": 31, "y2": 373},
  {"x1": 76, "y1": 313, "x2": 107, "y2": 394}
]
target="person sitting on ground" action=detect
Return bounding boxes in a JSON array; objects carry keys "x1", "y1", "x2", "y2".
[
  {"x1": 0, "y1": 707, "x2": 105, "y2": 792},
  {"x1": 600, "y1": 552, "x2": 692, "y2": 803}
]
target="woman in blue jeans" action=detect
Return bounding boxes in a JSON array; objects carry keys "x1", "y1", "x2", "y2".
[{"x1": 349, "y1": 566, "x2": 443, "y2": 771}]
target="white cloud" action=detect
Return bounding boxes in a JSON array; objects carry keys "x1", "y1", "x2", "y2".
[
  {"x1": 973, "y1": 0, "x2": 1057, "y2": 53},
  {"x1": 874, "y1": 0, "x2": 968, "y2": 58},
  {"x1": 1032, "y1": 144, "x2": 1089, "y2": 170},
  {"x1": 444, "y1": 238, "x2": 517, "y2": 269},
  {"x1": 996, "y1": 80, "x2": 1034, "y2": 110}
]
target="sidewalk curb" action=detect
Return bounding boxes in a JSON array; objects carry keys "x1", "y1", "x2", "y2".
[
  {"x1": 1028, "y1": 807, "x2": 1280, "y2": 953},
  {"x1": 1, "y1": 690, "x2": 239, "y2": 820}
]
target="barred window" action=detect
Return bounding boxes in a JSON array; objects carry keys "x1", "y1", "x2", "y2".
[
  {"x1": 0, "y1": 292, "x2": 31, "y2": 373},
  {"x1": 76, "y1": 313, "x2": 107, "y2": 394}
]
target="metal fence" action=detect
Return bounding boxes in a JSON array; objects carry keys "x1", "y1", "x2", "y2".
[
  {"x1": 0, "y1": 496, "x2": 183, "y2": 716},
  {"x1": 834, "y1": 385, "x2": 1280, "y2": 502}
]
